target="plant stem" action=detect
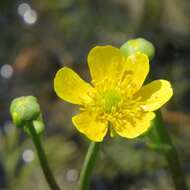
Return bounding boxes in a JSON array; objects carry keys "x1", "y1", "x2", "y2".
[
  {"x1": 153, "y1": 111, "x2": 188, "y2": 190},
  {"x1": 79, "y1": 142, "x2": 101, "y2": 190},
  {"x1": 28, "y1": 123, "x2": 61, "y2": 190}
]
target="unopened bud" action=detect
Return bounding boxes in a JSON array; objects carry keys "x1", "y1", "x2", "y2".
[
  {"x1": 120, "y1": 38, "x2": 155, "y2": 60},
  {"x1": 10, "y1": 96, "x2": 41, "y2": 128}
]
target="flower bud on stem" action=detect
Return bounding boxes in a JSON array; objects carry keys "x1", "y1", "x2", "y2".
[{"x1": 10, "y1": 96, "x2": 61, "y2": 190}]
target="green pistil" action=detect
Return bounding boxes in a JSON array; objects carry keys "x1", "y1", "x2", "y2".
[{"x1": 102, "y1": 90, "x2": 121, "y2": 113}]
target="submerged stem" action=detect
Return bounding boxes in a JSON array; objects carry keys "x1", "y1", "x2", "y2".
[
  {"x1": 28, "y1": 123, "x2": 61, "y2": 190},
  {"x1": 79, "y1": 142, "x2": 101, "y2": 190}
]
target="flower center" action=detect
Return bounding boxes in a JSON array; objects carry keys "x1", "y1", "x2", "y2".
[{"x1": 102, "y1": 89, "x2": 121, "y2": 113}]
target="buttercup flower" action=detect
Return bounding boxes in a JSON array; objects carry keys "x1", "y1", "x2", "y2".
[{"x1": 54, "y1": 46, "x2": 173, "y2": 142}]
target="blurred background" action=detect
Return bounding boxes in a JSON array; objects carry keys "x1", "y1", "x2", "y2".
[{"x1": 0, "y1": 0, "x2": 190, "y2": 189}]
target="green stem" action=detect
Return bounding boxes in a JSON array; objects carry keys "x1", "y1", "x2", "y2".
[
  {"x1": 28, "y1": 123, "x2": 61, "y2": 190},
  {"x1": 152, "y1": 111, "x2": 188, "y2": 190},
  {"x1": 79, "y1": 142, "x2": 101, "y2": 190}
]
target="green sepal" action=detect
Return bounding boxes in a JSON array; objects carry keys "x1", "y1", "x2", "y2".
[{"x1": 24, "y1": 114, "x2": 45, "y2": 136}]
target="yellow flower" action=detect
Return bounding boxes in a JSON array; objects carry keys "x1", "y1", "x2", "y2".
[{"x1": 54, "y1": 46, "x2": 173, "y2": 142}]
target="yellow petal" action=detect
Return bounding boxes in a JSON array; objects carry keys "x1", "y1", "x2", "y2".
[
  {"x1": 72, "y1": 112, "x2": 108, "y2": 142},
  {"x1": 134, "y1": 80, "x2": 173, "y2": 111},
  {"x1": 54, "y1": 67, "x2": 93, "y2": 105},
  {"x1": 122, "y1": 52, "x2": 149, "y2": 95},
  {"x1": 113, "y1": 112, "x2": 155, "y2": 138},
  {"x1": 88, "y1": 46, "x2": 125, "y2": 83}
]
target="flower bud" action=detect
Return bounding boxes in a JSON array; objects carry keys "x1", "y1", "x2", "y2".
[
  {"x1": 120, "y1": 38, "x2": 155, "y2": 60},
  {"x1": 10, "y1": 96, "x2": 41, "y2": 128}
]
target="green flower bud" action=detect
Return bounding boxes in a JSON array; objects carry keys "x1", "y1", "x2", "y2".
[
  {"x1": 10, "y1": 96, "x2": 41, "y2": 128},
  {"x1": 120, "y1": 38, "x2": 155, "y2": 60}
]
